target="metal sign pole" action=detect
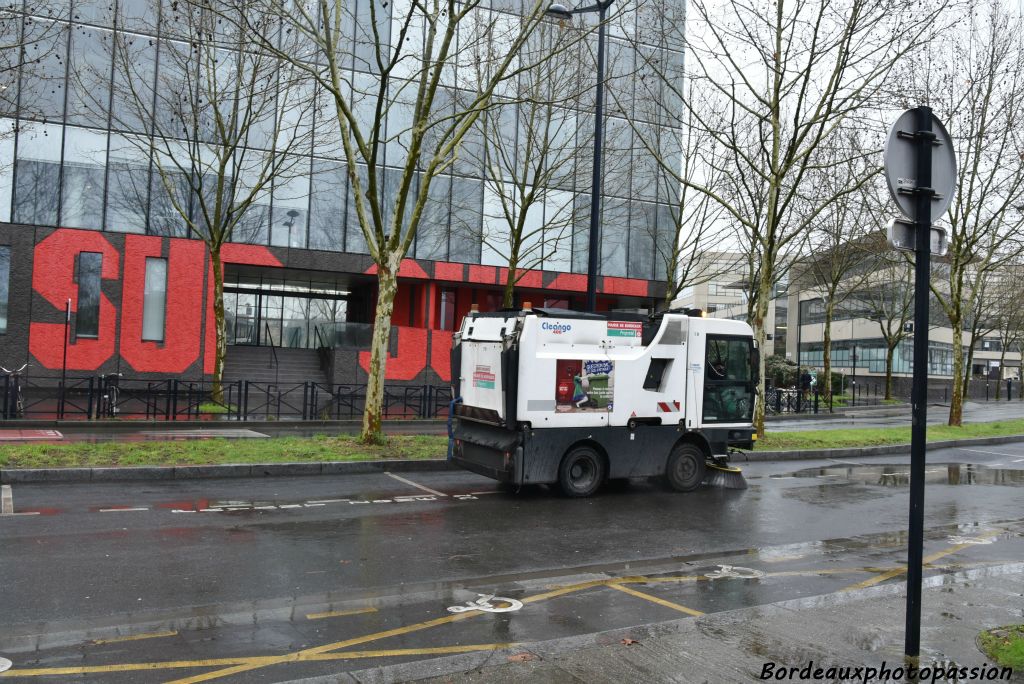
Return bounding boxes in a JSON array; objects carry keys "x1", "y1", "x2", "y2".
[{"x1": 905, "y1": 104, "x2": 934, "y2": 660}]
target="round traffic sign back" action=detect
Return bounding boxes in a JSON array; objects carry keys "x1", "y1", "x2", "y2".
[{"x1": 883, "y1": 109, "x2": 957, "y2": 221}]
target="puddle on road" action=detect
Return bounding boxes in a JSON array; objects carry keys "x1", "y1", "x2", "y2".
[{"x1": 778, "y1": 464, "x2": 1024, "y2": 488}]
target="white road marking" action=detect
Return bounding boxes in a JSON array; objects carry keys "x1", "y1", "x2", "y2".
[
  {"x1": 0, "y1": 656, "x2": 11, "y2": 673},
  {"x1": 959, "y1": 448, "x2": 1023, "y2": 458},
  {"x1": 171, "y1": 509, "x2": 195, "y2": 514},
  {"x1": 11, "y1": 511, "x2": 39, "y2": 516},
  {"x1": 1013, "y1": 458, "x2": 1024, "y2": 463},
  {"x1": 470, "y1": 491, "x2": 502, "y2": 495},
  {"x1": 99, "y1": 507, "x2": 148, "y2": 513},
  {"x1": 303, "y1": 503, "x2": 326, "y2": 507},
  {"x1": 278, "y1": 504, "x2": 302, "y2": 509},
  {"x1": 384, "y1": 472, "x2": 448, "y2": 497},
  {"x1": 1, "y1": 484, "x2": 12, "y2": 515},
  {"x1": 307, "y1": 499, "x2": 349, "y2": 504}
]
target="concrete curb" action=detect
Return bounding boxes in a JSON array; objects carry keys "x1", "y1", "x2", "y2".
[{"x1": 3, "y1": 432, "x2": 1023, "y2": 483}]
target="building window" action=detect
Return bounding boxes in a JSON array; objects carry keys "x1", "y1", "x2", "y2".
[
  {"x1": 0, "y1": 246, "x2": 9, "y2": 334},
  {"x1": 438, "y1": 288, "x2": 456, "y2": 331},
  {"x1": 142, "y1": 257, "x2": 167, "y2": 342},
  {"x1": 76, "y1": 252, "x2": 103, "y2": 338}
]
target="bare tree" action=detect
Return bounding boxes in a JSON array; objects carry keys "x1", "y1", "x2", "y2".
[
  {"x1": 861, "y1": 241, "x2": 914, "y2": 401},
  {"x1": 905, "y1": 0, "x2": 1024, "y2": 425},
  {"x1": 82, "y1": 0, "x2": 319, "y2": 400},
  {"x1": 792, "y1": 143, "x2": 881, "y2": 401},
  {"x1": 1, "y1": 3, "x2": 71, "y2": 152},
  {"x1": 239, "y1": 0, "x2": 554, "y2": 443},
  {"x1": 620, "y1": 50, "x2": 731, "y2": 307},
  {"x1": 987, "y1": 266, "x2": 1024, "y2": 399},
  {"x1": 468, "y1": 22, "x2": 590, "y2": 307},
  {"x1": 667, "y1": 0, "x2": 947, "y2": 435}
]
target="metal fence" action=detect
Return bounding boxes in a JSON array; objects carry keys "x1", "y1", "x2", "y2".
[
  {"x1": 764, "y1": 383, "x2": 888, "y2": 415},
  {"x1": 0, "y1": 374, "x2": 453, "y2": 421}
]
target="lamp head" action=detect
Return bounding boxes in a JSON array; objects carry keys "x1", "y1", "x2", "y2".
[{"x1": 545, "y1": 3, "x2": 573, "y2": 19}]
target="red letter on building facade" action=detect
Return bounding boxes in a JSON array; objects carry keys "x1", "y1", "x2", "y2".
[
  {"x1": 120, "y1": 236, "x2": 206, "y2": 373},
  {"x1": 29, "y1": 230, "x2": 120, "y2": 371}
]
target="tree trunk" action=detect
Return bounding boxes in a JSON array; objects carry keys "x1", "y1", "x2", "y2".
[
  {"x1": 996, "y1": 347, "x2": 1007, "y2": 400},
  {"x1": 502, "y1": 257, "x2": 518, "y2": 309},
  {"x1": 822, "y1": 299, "x2": 834, "y2": 401},
  {"x1": 361, "y1": 260, "x2": 400, "y2": 445},
  {"x1": 211, "y1": 245, "x2": 226, "y2": 405},
  {"x1": 949, "y1": 324, "x2": 965, "y2": 426},
  {"x1": 962, "y1": 336, "x2": 976, "y2": 402},
  {"x1": 752, "y1": 274, "x2": 771, "y2": 437},
  {"x1": 885, "y1": 342, "x2": 895, "y2": 401}
]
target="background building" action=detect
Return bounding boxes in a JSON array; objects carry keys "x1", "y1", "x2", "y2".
[{"x1": 0, "y1": 0, "x2": 686, "y2": 389}]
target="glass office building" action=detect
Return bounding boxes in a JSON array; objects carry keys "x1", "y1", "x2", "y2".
[{"x1": 0, "y1": 0, "x2": 686, "y2": 385}]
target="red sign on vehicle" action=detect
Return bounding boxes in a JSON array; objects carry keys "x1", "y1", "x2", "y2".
[{"x1": 607, "y1": 321, "x2": 642, "y2": 337}]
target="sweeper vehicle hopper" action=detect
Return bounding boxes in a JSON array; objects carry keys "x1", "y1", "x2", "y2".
[{"x1": 448, "y1": 304, "x2": 757, "y2": 496}]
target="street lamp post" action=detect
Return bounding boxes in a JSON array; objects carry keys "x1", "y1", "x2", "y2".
[{"x1": 547, "y1": 0, "x2": 614, "y2": 313}]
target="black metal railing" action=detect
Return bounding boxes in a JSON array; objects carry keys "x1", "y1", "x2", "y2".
[
  {"x1": 0, "y1": 374, "x2": 454, "y2": 421},
  {"x1": 313, "y1": 325, "x2": 331, "y2": 373},
  {"x1": 764, "y1": 383, "x2": 889, "y2": 415},
  {"x1": 264, "y1": 321, "x2": 279, "y2": 372}
]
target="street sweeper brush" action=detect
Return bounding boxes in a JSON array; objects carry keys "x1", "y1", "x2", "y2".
[{"x1": 704, "y1": 462, "x2": 747, "y2": 489}]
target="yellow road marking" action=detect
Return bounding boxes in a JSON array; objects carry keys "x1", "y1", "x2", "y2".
[
  {"x1": 306, "y1": 607, "x2": 378, "y2": 620},
  {"x1": 5, "y1": 552, "x2": 1008, "y2": 681},
  {"x1": 1, "y1": 657, "x2": 271, "y2": 676},
  {"x1": 841, "y1": 530, "x2": 1003, "y2": 591},
  {"x1": 608, "y1": 583, "x2": 705, "y2": 616},
  {"x1": 307, "y1": 643, "x2": 519, "y2": 660},
  {"x1": 0, "y1": 645, "x2": 520, "y2": 679},
  {"x1": 90, "y1": 630, "x2": 178, "y2": 645},
  {"x1": 162, "y1": 578, "x2": 615, "y2": 684}
]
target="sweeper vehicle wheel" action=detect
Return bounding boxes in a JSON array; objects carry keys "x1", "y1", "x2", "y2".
[
  {"x1": 558, "y1": 445, "x2": 605, "y2": 497},
  {"x1": 666, "y1": 442, "x2": 706, "y2": 492}
]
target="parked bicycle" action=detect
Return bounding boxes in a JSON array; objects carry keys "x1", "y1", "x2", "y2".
[
  {"x1": 100, "y1": 372, "x2": 123, "y2": 417},
  {"x1": 1, "y1": 363, "x2": 29, "y2": 418}
]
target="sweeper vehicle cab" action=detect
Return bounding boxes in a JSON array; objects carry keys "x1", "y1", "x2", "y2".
[{"x1": 448, "y1": 304, "x2": 757, "y2": 496}]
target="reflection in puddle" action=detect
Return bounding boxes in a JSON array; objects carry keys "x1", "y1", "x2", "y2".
[{"x1": 781, "y1": 464, "x2": 1024, "y2": 487}]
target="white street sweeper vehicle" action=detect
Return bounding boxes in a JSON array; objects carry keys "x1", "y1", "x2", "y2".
[{"x1": 448, "y1": 305, "x2": 757, "y2": 496}]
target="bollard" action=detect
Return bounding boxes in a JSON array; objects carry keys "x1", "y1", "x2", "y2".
[{"x1": 1007, "y1": 379, "x2": 1012, "y2": 402}]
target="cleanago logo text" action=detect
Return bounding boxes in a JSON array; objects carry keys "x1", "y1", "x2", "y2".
[{"x1": 541, "y1": 322, "x2": 572, "y2": 335}]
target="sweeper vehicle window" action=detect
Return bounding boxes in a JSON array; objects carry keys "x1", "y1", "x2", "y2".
[{"x1": 448, "y1": 304, "x2": 756, "y2": 496}]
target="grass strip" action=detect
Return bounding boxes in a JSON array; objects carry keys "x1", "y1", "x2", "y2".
[
  {"x1": 757, "y1": 418, "x2": 1024, "y2": 451},
  {"x1": 977, "y1": 625, "x2": 1024, "y2": 669},
  {"x1": 1, "y1": 418, "x2": 1023, "y2": 468},
  {"x1": 0, "y1": 434, "x2": 449, "y2": 469}
]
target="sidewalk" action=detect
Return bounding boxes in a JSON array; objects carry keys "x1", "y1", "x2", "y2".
[
  {"x1": 768, "y1": 400, "x2": 1024, "y2": 432},
  {"x1": 328, "y1": 564, "x2": 1024, "y2": 683}
]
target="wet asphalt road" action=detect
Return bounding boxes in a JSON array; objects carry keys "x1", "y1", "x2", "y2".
[{"x1": 1, "y1": 443, "x2": 1023, "y2": 682}]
